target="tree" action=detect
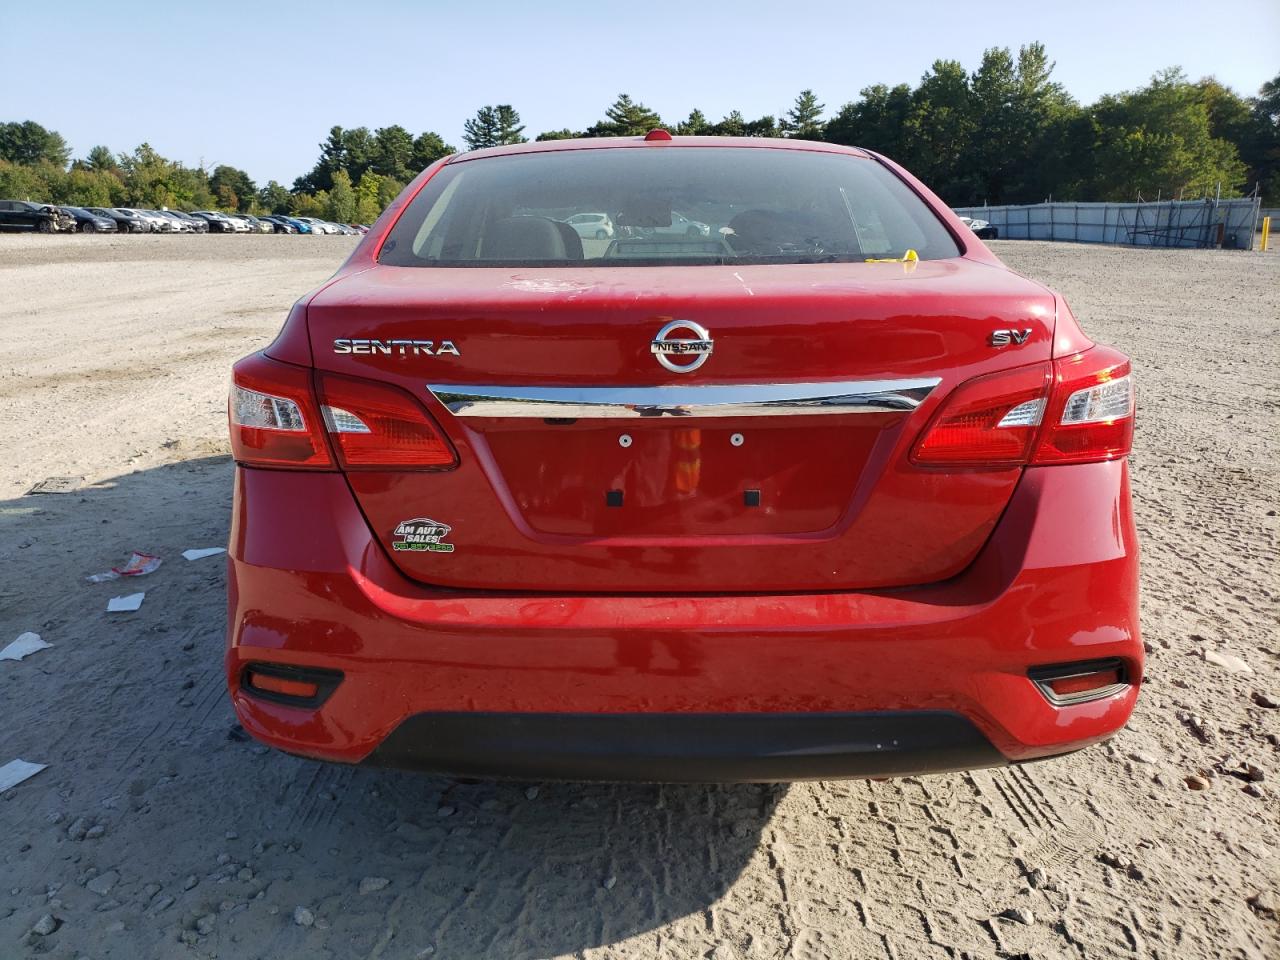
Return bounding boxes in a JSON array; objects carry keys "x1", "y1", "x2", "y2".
[
  {"x1": 82, "y1": 145, "x2": 120, "y2": 175},
  {"x1": 258, "y1": 180, "x2": 292, "y2": 214},
  {"x1": 463, "y1": 106, "x2": 500, "y2": 150},
  {"x1": 585, "y1": 94, "x2": 663, "y2": 137},
  {"x1": 781, "y1": 90, "x2": 825, "y2": 139},
  {"x1": 675, "y1": 110, "x2": 711, "y2": 136},
  {"x1": 904, "y1": 60, "x2": 979, "y2": 201},
  {"x1": 825, "y1": 84, "x2": 914, "y2": 159},
  {"x1": 464, "y1": 105, "x2": 525, "y2": 150},
  {"x1": 354, "y1": 171, "x2": 383, "y2": 224},
  {"x1": 0, "y1": 121, "x2": 71, "y2": 167},
  {"x1": 743, "y1": 115, "x2": 782, "y2": 138},
  {"x1": 536, "y1": 128, "x2": 579, "y2": 141},
  {"x1": 411, "y1": 131, "x2": 454, "y2": 170},
  {"x1": 370, "y1": 125, "x2": 416, "y2": 182},
  {"x1": 327, "y1": 168, "x2": 356, "y2": 223},
  {"x1": 1089, "y1": 68, "x2": 1247, "y2": 200},
  {"x1": 494, "y1": 105, "x2": 526, "y2": 145},
  {"x1": 209, "y1": 164, "x2": 256, "y2": 212}
]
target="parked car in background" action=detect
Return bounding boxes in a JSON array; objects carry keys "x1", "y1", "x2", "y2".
[
  {"x1": 292, "y1": 216, "x2": 335, "y2": 234},
  {"x1": 190, "y1": 211, "x2": 241, "y2": 233},
  {"x1": 959, "y1": 216, "x2": 999, "y2": 240},
  {"x1": 0, "y1": 200, "x2": 73, "y2": 232},
  {"x1": 348, "y1": 224, "x2": 370, "y2": 234},
  {"x1": 60, "y1": 206, "x2": 117, "y2": 233},
  {"x1": 565, "y1": 212, "x2": 615, "y2": 239},
  {"x1": 124, "y1": 208, "x2": 173, "y2": 232},
  {"x1": 155, "y1": 210, "x2": 194, "y2": 233},
  {"x1": 89, "y1": 207, "x2": 147, "y2": 233},
  {"x1": 225, "y1": 136, "x2": 1140, "y2": 782},
  {"x1": 232, "y1": 214, "x2": 274, "y2": 234},
  {"x1": 168, "y1": 210, "x2": 209, "y2": 233},
  {"x1": 257, "y1": 215, "x2": 297, "y2": 234},
  {"x1": 223, "y1": 214, "x2": 253, "y2": 234}
]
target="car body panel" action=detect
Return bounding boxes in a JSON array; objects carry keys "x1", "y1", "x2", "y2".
[{"x1": 226, "y1": 457, "x2": 1141, "y2": 769}]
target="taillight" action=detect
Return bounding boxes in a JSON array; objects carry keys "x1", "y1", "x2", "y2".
[
  {"x1": 316, "y1": 372, "x2": 457, "y2": 469},
  {"x1": 229, "y1": 353, "x2": 332, "y2": 468},
  {"x1": 911, "y1": 362, "x2": 1052, "y2": 465},
  {"x1": 1030, "y1": 658, "x2": 1128, "y2": 705},
  {"x1": 912, "y1": 346, "x2": 1134, "y2": 468},
  {"x1": 1033, "y1": 346, "x2": 1133, "y2": 464}
]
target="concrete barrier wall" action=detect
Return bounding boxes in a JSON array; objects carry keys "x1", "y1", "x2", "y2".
[{"x1": 953, "y1": 199, "x2": 1262, "y2": 250}]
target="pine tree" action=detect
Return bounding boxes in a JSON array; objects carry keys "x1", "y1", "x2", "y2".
[
  {"x1": 782, "y1": 90, "x2": 825, "y2": 139},
  {"x1": 585, "y1": 94, "x2": 663, "y2": 137},
  {"x1": 464, "y1": 107, "x2": 501, "y2": 150}
]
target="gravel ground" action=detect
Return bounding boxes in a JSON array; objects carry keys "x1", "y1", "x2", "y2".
[{"x1": 0, "y1": 234, "x2": 1276, "y2": 959}]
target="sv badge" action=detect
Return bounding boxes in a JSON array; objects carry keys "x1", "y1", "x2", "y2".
[{"x1": 990, "y1": 328, "x2": 1032, "y2": 347}]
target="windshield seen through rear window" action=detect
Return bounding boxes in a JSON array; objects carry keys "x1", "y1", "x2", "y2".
[{"x1": 378, "y1": 147, "x2": 960, "y2": 267}]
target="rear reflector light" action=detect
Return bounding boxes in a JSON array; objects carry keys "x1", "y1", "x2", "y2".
[
  {"x1": 250, "y1": 673, "x2": 317, "y2": 699},
  {"x1": 242, "y1": 662, "x2": 343, "y2": 708},
  {"x1": 1030, "y1": 659, "x2": 1128, "y2": 705},
  {"x1": 316, "y1": 373, "x2": 457, "y2": 469},
  {"x1": 229, "y1": 353, "x2": 332, "y2": 469},
  {"x1": 912, "y1": 346, "x2": 1134, "y2": 468}
]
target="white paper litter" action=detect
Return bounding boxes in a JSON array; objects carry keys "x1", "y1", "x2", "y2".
[
  {"x1": 182, "y1": 547, "x2": 226, "y2": 561},
  {"x1": 107, "y1": 592, "x2": 145, "y2": 612},
  {"x1": 87, "y1": 551, "x2": 162, "y2": 583},
  {"x1": 0, "y1": 633, "x2": 52, "y2": 662},
  {"x1": 0, "y1": 759, "x2": 46, "y2": 793}
]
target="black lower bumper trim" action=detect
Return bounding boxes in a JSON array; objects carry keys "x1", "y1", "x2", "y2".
[{"x1": 361, "y1": 710, "x2": 1007, "y2": 782}]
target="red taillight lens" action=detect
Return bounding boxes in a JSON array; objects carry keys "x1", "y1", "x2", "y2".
[
  {"x1": 316, "y1": 372, "x2": 457, "y2": 469},
  {"x1": 1033, "y1": 346, "x2": 1134, "y2": 464},
  {"x1": 912, "y1": 346, "x2": 1134, "y2": 468},
  {"x1": 229, "y1": 353, "x2": 332, "y2": 468},
  {"x1": 911, "y1": 362, "x2": 1052, "y2": 466}
]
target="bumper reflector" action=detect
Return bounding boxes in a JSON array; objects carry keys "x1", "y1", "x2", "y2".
[
  {"x1": 1030, "y1": 659, "x2": 1128, "y2": 705},
  {"x1": 242, "y1": 663, "x2": 343, "y2": 708}
]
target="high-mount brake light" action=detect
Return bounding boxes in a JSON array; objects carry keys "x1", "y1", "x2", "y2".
[
  {"x1": 229, "y1": 353, "x2": 332, "y2": 469},
  {"x1": 316, "y1": 372, "x2": 458, "y2": 470},
  {"x1": 912, "y1": 346, "x2": 1134, "y2": 468}
]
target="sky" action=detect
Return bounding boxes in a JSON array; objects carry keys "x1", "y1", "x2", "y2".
[{"x1": 3, "y1": 0, "x2": 1277, "y2": 186}]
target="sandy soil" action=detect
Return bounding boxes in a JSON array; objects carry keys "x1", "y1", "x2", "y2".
[{"x1": 0, "y1": 234, "x2": 1276, "y2": 959}]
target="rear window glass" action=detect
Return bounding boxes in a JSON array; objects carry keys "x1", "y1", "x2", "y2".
[{"x1": 379, "y1": 147, "x2": 960, "y2": 267}]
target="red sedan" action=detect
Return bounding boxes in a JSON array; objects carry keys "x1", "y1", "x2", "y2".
[{"x1": 226, "y1": 133, "x2": 1140, "y2": 781}]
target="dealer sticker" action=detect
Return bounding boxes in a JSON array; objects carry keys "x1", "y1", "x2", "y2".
[{"x1": 391, "y1": 518, "x2": 455, "y2": 553}]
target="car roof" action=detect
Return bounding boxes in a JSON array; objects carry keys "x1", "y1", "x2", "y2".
[{"x1": 446, "y1": 135, "x2": 872, "y2": 165}]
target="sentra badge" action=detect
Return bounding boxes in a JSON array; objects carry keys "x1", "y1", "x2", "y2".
[
  {"x1": 391, "y1": 518, "x2": 455, "y2": 553},
  {"x1": 334, "y1": 339, "x2": 460, "y2": 356}
]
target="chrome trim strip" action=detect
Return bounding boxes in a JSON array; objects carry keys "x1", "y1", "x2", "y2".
[{"x1": 429, "y1": 379, "x2": 941, "y2": 419}]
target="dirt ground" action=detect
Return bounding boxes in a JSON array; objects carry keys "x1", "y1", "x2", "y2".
[{"x1": 0, "y1": 234, "x2": 1276, "y2": 960}]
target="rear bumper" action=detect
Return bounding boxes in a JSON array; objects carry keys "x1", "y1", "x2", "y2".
[
  {"x1": 226, "y1": 459, "x2": 1142, "y2": 780},
  {"x1": 364, "y1": 711, "x2": 1004, "y2": 782}
]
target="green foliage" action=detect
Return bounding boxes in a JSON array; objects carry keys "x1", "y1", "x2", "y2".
[
  {"x1": 1089, "y1": 68, "x2": 1246, "y2": 200},
  {"x1": 464, "y1": 105, "x2": 527, "y2": 150},
  {"x1": 0, "y1": 121, "x2": 70, "y2": 166},
  {"x1": 257, "y1": 180, "x2": 292, "y2": 214},
  {"x1": 585, "y1": 94, "x2": 663, "y2": 137},
  {"x1": 209, "y1": 164, "x2": 257, "y2": 212},
  {"x1": 354, "y1": 172, "x2": 383, "y2": 224},
  {"x1": 535, "y1": 128, "x2": 580, "y2": 141},
  {"x1": 781, "y1": 90, "x2": 825, "y2": 139},
  {"x1": 326, "y1": 168, "x2": 357, "y2": 223}
]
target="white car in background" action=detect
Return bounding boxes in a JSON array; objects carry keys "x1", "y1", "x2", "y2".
[
  {"x1": 293, "y1": 216, "x2": 336, "y2": 234},
  {"x1": 125, "y1": 208, "x2": 173, "y2": 232},
  {"x1": 564, "y1": 212, "x2": 615, "y2": 240},
  {"x1": 222, "y1": 215, "x2": 253, "y2": 234}
]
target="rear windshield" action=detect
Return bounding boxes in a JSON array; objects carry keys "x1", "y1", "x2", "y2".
[{"x1": 379, "y1": 146, "x2": 960, "y2": 267}]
